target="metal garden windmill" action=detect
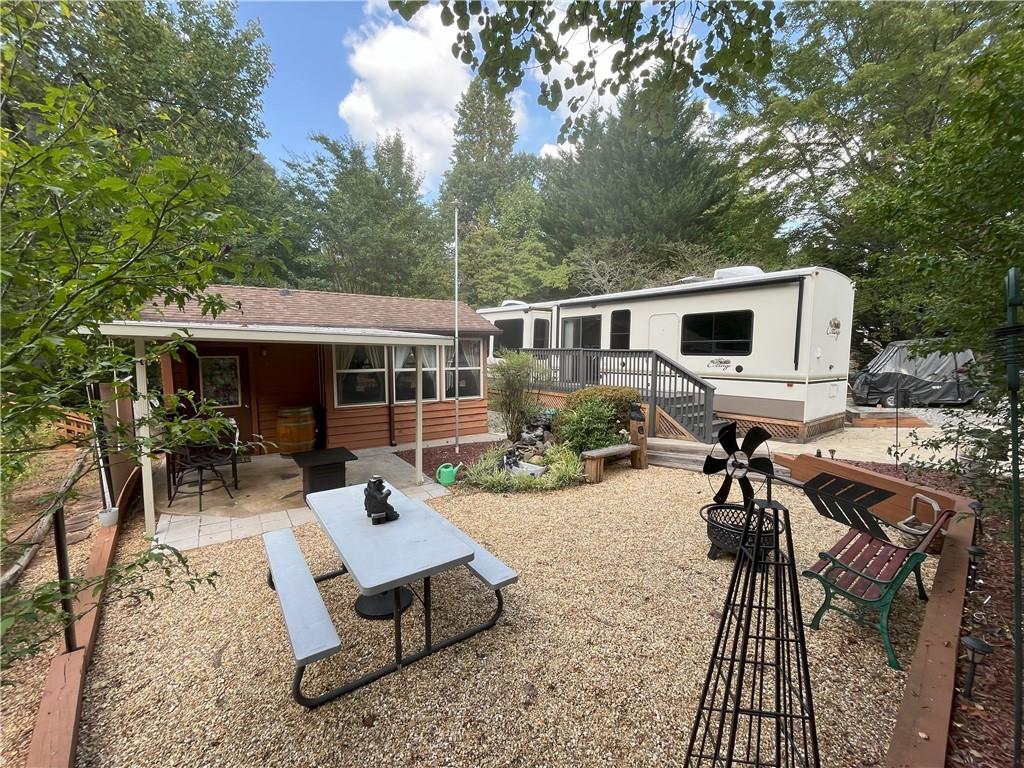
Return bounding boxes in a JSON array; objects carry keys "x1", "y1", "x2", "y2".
[{"x1": 685, "y1": 423, "x2": 820, "y2": 768}]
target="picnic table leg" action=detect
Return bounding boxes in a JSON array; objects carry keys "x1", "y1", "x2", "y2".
[
  {"x1": 424, "y1": 577, "x2": 432, "y2": 652},
  {"x1": 394, "y1": 588, "x2": 403, "y2": 668},
  {"x1": 290, "y1": 587, "x2": 506, "y2": 708}
]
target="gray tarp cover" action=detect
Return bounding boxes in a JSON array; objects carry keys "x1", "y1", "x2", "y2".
[{"x1": 851, "y1": 340, "x2": 980, "y2": 406}]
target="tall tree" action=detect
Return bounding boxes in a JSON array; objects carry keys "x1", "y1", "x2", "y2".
[
  {"x1": 852, "y1": 11, "x2": 1024, "y2": 359},
  {"x1": 721, "y1": 1, "x2": 1013, "y2": 356},
  {"x1": 458, "y1": 180, "x2": 568, "y2": 306},
  {"x1": 540, "y1": 84, "x2": 734, "y2": 273},
  {"x1": 286, "y1": 133, "x2": 445, "y2": 298},
  {"x1": 438, "y1": 77, "x2": 530, "y2": 227}
]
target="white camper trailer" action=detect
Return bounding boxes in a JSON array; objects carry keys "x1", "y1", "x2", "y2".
[{"x1": 478, "y1": 266, "x2": 855, "y2": 441}]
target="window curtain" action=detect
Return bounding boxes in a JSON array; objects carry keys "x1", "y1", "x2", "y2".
[
  {"x1": 365, "y1": 345, "x2": 386, "y2": 369},
  {"x1": 335, "y1": 344, "x2": 356, "y2": 371}
]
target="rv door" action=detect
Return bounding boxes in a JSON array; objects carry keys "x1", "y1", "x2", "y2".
[{"x1": 649, "y1": 313, "x2": 680, "y2": 359}]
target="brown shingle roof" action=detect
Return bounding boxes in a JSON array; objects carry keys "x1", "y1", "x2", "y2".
[{"x1": 137, "y1": 285, "x2": 497, "y2": 335}]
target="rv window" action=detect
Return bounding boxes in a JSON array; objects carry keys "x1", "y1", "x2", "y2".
[
  {"x1": 681, "y1": 311, "x2": 753, "y2": 356},
  {"x1": 493, "y1": 318, "x2": 524, "y2": 350},
  {"x1": 533, "y1": 318, "x2": 550, "y2": 349},
  {"x1": 610, "y1": 310, "x2": 631, "y2": 350},
  {"x1": 562, "y1": 315, "x2": 602, "y2": 348}
]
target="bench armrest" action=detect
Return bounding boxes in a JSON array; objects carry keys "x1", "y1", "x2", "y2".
[{"x1": 814, "y1": 551, "x2": 907, "y2": 588}]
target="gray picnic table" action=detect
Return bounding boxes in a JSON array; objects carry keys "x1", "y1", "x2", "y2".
[{"x1": 263, "y1": 480, "x2": 518, "y2": 708}]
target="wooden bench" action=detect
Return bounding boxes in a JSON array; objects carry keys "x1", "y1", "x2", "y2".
[
  {"x1": 799, "y1": 471, "x2": 954, "y2": 669},
  {"x1": 264, "y1": 529, "x2": 342, "y2": 670},
  {"x1": 581, "y1": 443, "x2": 644, "y2": 484}
]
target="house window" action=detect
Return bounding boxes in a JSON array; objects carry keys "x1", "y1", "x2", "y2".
[
  {"x1": 199, "y1": 356, "x2": 241, "y2": 407},
  {"x1": 444, "y1": 339, "x2": 483, "y2": 398},
  {"x1": 610, "y1": 310, "x2": 631, "y2": 350},
  {"x1": 681, "y1": 310, "x2": 754, "y2": 356},
  {"x1": 393, "y1": 345, "x2": 438, "y2": 403},
  {"x1": 493, "y1": 318, "x2": 524, "y2": 351},
  {"x1": 334, "y1": 344, "x2": 387, "y2": 406},
  {"x1": 532, "y1": 317, "x2": 550, "y2": 349}
]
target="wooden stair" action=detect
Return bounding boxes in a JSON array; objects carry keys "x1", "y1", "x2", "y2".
[{"x1": 647, "y1": 437, "x2": 791, "y2": 478}]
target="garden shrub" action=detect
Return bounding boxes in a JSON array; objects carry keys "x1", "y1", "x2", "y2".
[
  {"x1": 564, "y1": 385, "x2": 640, "y2": 424},
  {"x1": 462, "y1": 444, "x2": 584, "y2": 493},
  {"x1": 489, "y1": 351, "x2": 548, "y2": 440},
  {"x1": 556, "y1": 398, "x2": 626, "y2": 454}
]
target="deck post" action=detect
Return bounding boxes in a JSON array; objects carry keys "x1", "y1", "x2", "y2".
[
  {"x1": 647, "y1": 351, "x2": 658, "y2": 436},
  {"x1": 415, "y1": 346, "x2": 423, "y2": 485},
  {"x1": 133, "y1": 337, "x2": 156, "y2": 538}
]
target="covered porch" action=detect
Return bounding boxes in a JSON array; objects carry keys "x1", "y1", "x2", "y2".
[{"x1": 98, "y1": 319, "x2": 453, "y2": 539}]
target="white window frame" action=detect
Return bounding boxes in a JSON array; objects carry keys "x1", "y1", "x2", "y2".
[
  {"x1": 392, "y1": 345, "x2": 441, "y2": 404},
  {"x1": 443, "y1": 338, "x2": 485, "y2": 401},
  {"x1": 333, "y1": 344, "x2": 389, "y2": 408}
]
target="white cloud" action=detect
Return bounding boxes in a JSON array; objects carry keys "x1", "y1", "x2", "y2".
[
  {"x1": 338, "y1": 10, "x2": 471, "y2": 191},
  {"x1": 539, "y1": 142, "x2": 573, "y2": 159}
]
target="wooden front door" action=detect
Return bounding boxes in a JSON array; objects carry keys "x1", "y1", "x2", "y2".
[{"x1": 195, "y1": 349, "x2": 254, "y2": 442}]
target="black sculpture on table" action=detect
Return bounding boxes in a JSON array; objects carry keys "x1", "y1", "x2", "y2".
[
  {"x1": 685, "y1": 422, "x2": 820, "y2": 768},
  {"x1": 364, "y1": 475, "x2": 399, "y2": 525}
]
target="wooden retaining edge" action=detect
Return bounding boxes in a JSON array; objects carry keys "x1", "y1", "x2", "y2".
[
  {"x1": 775, "y1": 453, "x2": 974, "y2": 768},
  {"x1": 24, "y1": 467, "x2": 138, "y2": 768}
]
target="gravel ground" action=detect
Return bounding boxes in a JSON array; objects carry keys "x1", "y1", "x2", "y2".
[{"x1": 73, "y1": 466, "x2": 936, "y2": 768}]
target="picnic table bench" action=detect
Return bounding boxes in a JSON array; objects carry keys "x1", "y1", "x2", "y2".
[
  {"x1": 581, "y1": 443, "x2": 645, "y2": 483},
  {"x1": 263, "y1": 482, "x2": 518, "y2": 708},
  {"x1": 799, "y1": 471, "x2": 954, "y2": 669}
]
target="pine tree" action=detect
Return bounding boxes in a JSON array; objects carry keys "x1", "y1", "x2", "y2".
[{"x1": 438, "y1": 77, "x2": 524, "y2": 227}]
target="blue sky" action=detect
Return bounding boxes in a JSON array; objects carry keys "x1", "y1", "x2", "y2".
[{"x1": 235, "y1": 1, "x2": 570, "y2": 194}]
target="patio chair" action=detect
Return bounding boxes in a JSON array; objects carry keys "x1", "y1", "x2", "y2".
[{"x1": 168, "y1": 442, "x2": 235, "y2": 513}]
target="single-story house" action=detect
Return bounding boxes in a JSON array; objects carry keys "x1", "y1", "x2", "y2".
[{"x1": 98, "y1": 284, "x2": 498, "y2": 534}]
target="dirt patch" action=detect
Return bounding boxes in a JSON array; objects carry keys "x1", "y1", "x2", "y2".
[{"x1": 395, "y1": 439, "x2": 505, "y2": 481}]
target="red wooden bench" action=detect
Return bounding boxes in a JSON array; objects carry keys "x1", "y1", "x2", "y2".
[{"x1": 800, "y1": 472, "x2": 954, "y2": 669}]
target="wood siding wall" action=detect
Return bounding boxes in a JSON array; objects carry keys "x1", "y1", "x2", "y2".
[{"x1": 165, "y1": 340, "x2": 489, "y2": 452}]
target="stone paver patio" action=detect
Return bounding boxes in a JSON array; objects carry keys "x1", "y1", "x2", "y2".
[{"x1": 151, "y1": 434, "x2": 502, "y2": 551}]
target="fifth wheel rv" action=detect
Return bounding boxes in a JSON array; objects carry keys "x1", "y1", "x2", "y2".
[{"x1": 478, "y1": 266, "x2": 855, "y2": 441}]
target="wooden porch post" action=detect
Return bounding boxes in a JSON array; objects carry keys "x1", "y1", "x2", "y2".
[
  {"x1": 134, "y1": 338, "x2": 157, "y2": 537},
  {"x1": 415, "y1": 346, "x2": 423, "y2": 485}
]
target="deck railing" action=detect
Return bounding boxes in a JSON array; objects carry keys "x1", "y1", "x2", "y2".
[{"x1": 517, "y1": 348, "x2": 716, "y2": 442}]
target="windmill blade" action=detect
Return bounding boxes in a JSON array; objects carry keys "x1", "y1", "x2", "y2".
[
  {"x1": 740, "y1": 426, "x2": 772, "y2": 456},
  {"x1": 713, "y1": 475, "x2": 733, "y2": 505},
  {"x1": 703, "y1": 455, "x2": 729, "y2": 476},
  {"x1": 718, "y1": 422, "x2": 740, "y2": 455},
  {"x1": 748, "y1": 456, "x2": 775, "y2": 477},
  {"x1": 739, "y1": 476, "x2": 755, "y2": 503}
]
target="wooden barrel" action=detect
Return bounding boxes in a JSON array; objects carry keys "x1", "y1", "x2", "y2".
[{"x1": 277, "y1": 406, "x2": 316, "y2": 454}]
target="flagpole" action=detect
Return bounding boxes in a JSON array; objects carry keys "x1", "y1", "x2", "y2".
[{"x1": 454, "y1": 205, "x2": 460, "y2": 455}]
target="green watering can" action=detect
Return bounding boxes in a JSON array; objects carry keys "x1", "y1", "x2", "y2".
[{"x1": 435, "y1": 462, "x2": 463, "y2": 486}]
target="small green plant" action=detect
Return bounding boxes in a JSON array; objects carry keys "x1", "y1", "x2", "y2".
[
  {"x1": 462, "y1": 444, "x2": 584, "y2": 492},
  {"x1": 556, "y1": 398, "x2": 626, "y2": 454},
  {"x1": 564, "y1": 385, "x2": 640, "y2": 424},
  {"x1": 489, "y1": 351, "x2": 549, "y2": 440}
]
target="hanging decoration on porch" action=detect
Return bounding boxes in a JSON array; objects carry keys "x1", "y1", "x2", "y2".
[
  {"x1": 685, "y1": 422, "x2": 821, "y2": 768},
  {"x1": 364, "y1": 476, "x2": 399, "y2": 525}
]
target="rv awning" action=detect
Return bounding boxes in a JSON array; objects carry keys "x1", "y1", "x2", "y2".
[{"x1": 96, "y1": 320, "x2": 453, "y2": 347}]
